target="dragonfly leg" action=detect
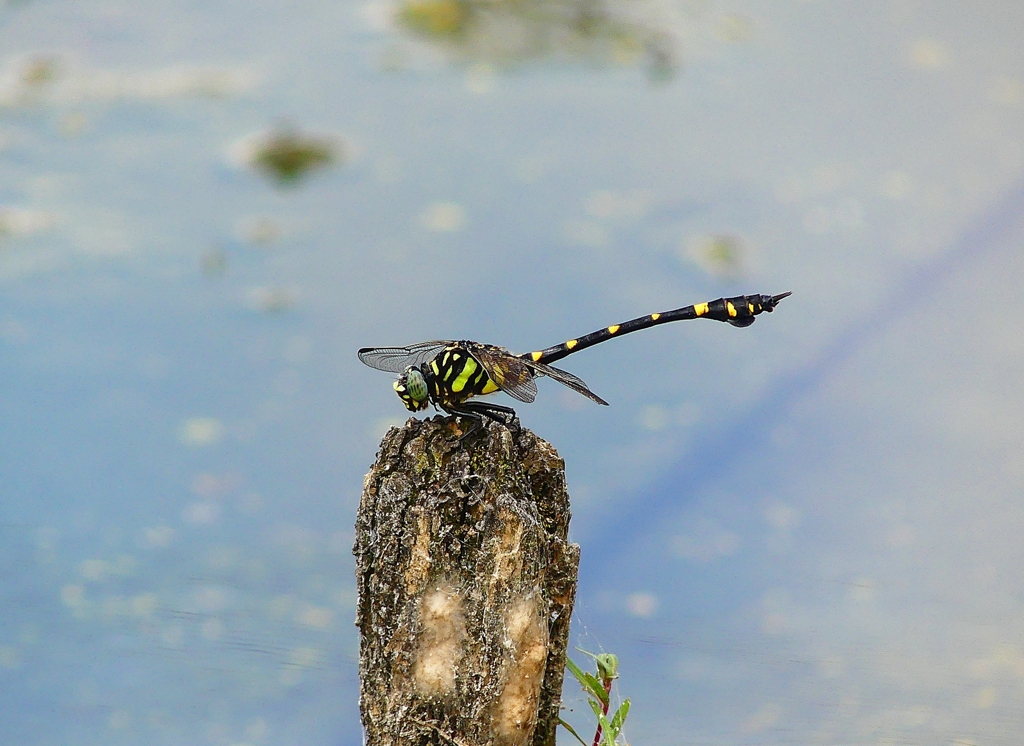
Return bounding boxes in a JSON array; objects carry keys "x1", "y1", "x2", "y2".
[{"x1": 444, "y1": 401, "x2": 520, "y2": 441}]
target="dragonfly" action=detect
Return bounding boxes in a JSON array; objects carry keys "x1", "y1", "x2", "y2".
[{"x1": 358, "y1": 292, "x2": 790, "y2": 437}]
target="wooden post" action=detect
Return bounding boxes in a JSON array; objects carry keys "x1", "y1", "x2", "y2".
[{"x1": 354, "y1": 417, "x2": 580, "y2": 745}]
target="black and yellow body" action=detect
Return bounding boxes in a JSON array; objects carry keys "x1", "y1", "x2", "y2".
[
  {"x1": 524, "y1": 293, "x2": 786, "y2": 365},
  {"x1": 383, "y1": 339, "x2": 603, "y2": 435},
  {"x1": 359, "y1": 292, "x2": 790, "y2": 437},
  {"x1": 425, "y1": 345, "x2": 503, "y2": 406}
]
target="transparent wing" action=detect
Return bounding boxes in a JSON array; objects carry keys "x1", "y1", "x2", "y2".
[
  {"x1": 468, "y1": 344, "x2": 539, "y2": 404},
  {"x1": 357, "y1": 341, "x2": 451, "y2": 373},
  {"x1": 526, "y1": 360, "x2": 609, "y2": 406}
]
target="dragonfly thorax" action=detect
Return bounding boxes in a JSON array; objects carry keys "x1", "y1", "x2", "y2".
[{"x1": 394, "y1": 365, "x2": 431, "y2": 411}]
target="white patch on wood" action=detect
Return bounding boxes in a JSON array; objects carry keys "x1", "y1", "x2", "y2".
[
  {"x1": 491, "y1": 594, "x2": 549, "y2": 744},
  {"x1": 490, "y1": 514, "x2": 525, "y2": 586},
  {"x1": 413, "y1": 584, "x2": 466, "y2": 696}
]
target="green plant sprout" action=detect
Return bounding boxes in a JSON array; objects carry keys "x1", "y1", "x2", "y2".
[{"x1": 560, "y1": 649, "x2": 631, "y2": 746}]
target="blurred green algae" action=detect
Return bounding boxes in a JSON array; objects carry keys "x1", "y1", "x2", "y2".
[
  {"x1": 242, "y1": 127, "x2": 343, "y2": 186},
  {"x1": 393, "y1": 0, "x2": 680, "y2": 79}
]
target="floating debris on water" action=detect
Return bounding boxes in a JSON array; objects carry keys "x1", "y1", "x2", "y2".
[
  {"x1": 236, "y1": 216, "x2": 282, "y2": 246},
  {"x1": 232, "y1": 126, "x2": 344, "y2": 186},
  {"x1": 247, "y1": 285, "x2": 298, "y2": 312},
  {"x1": 399, "y1": 0, "x2": 466, "y2": 37},
  {"x1": 20, "y1": 54, "x2": 61, "y2": 87},
  {"x1": 178, "y1": 417, "x2": 226, "y2": 447},
  {"x1": 0, "y1": 55, "x2": 260, "y2": 108},
  {"x1": 685, "y1": 233, "x2": 746, "y2": 280},
  {"x1": 58, "y1": 110, "x2": 87, "y2": 136},
  {"x1": 389, "y1": 0, "x2": 681, "y2": 79},
  {"x1": 0, "y1": 207, "x2": 53, "y2": 238},
  {"x1": 200, "y1": 247, "x2": 227, "y2": 277},
  {"x1": 419, "y1": 201, "x2": 467, "y2": 232}
]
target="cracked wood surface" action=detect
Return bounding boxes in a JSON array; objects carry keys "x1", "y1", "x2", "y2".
[{"x1": 354, "y1": 417, "x2": 580, "y2": 746}]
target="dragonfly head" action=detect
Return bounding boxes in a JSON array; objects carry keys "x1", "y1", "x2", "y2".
[{"x1": 394, "y1": 365, "x2": 430, "y2": 411}]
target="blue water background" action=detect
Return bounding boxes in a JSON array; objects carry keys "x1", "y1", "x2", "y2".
[{"x1": 2, "y1": 1, "x2": 1024, "y2": 743}]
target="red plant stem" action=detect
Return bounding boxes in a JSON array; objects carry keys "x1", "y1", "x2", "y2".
[{"x1": 590, "y1": 676, "x2": 614, "y2": 746}]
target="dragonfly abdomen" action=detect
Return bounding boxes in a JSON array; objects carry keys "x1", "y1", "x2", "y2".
[{"x1": 524, "y1": 292, "x2": 790, "y2": 365}]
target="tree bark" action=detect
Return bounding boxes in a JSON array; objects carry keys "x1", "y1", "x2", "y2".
[{"x1": 354, "y1": 416, "x2": 580, "y2": 746}]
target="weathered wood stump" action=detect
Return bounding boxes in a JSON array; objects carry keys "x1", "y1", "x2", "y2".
[{"x1": 354, "y1": 416, "x2": 580, "y2": 746}]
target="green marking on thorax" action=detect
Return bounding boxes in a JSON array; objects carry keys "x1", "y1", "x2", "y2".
[{"x1": 450, "y1": 356, "x2": 478, "y2": 393}]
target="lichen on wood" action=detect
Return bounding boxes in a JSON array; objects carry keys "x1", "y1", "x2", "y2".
[{"x1": 354, "y1": 416, "x2": 580, "y2": 746}]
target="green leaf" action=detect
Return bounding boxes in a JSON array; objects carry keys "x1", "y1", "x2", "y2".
[
  {"x1": 585, "y1": 674, "x2": 610, "y2": 705},
  {"x1": 609, "y1": 699, "x2": 631, "y2": 735},
  {"x1": 567, "y1": 657, "x2": 609, "y2": 704},
  {"x1": 565, "y1": 658, "x2": 587, "y2": 687},
  {"x1": 588, "y1": 697, "x2": 605, "y2": 721},
  {"x1": 558, "y1": 718, "x2": 589, "y2": 746}
]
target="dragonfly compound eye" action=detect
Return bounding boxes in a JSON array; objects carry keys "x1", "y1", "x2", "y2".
[{"x1": 394, "y1": 367, "x2": 429, "y2": 411}]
